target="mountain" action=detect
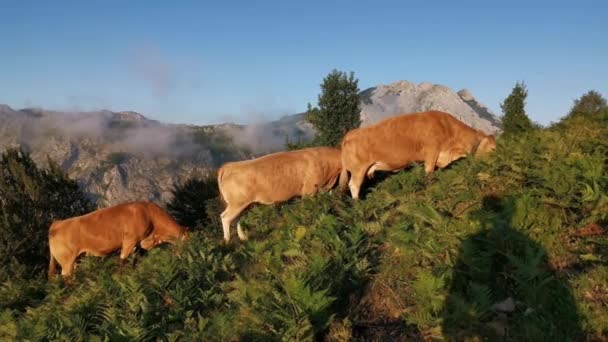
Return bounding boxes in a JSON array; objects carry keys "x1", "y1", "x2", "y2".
[
  {"x1": 0, "y1": 81, "x2": 500, "y2": 207},
  {"x1": 279, "y1": 80, "x2": 501, "y2": 144},
  {"x1": 0, "y1": 105, "x2": 251, "y2": 207},
  {"x1": 360, "y1": 80, "x2": 500, "y2": 132}
]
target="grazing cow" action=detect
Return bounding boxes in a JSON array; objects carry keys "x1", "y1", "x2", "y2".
[
  {"x1": 48, "y1": 201, "x2": 187, "y2": 278},
  {"x1": 218, "y1": 147, "x2": 342, "y2": 242},
  {"x1": 340, "y1": 110, "x2": 496, "y2": 199}
]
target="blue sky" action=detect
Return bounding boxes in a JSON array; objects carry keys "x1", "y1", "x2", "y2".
[{"x1": 0, "y1": 0, "x2": 606, "y2": 125}]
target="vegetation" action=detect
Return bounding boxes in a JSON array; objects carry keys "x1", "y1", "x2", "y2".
[
  {"x1": 1, "y1": 93, "x2": 607, "y2": 340},
  {"x1": 167, "y1": 174, "x2": 222, "y2": 237},
  {"x1": 0, "y1": 149, "x2": 94, "y2": 282},
  {"x1": 567, "y1": 90, "x2": 607, "y2": 118},
  {"x1": 106, "y1": 152, "x2": 131, "y2": 165},
  {"x1": 501, "y1": 82, "x2": 535, "y2": 135},
  {"x1": 305, "y1": 69, "x2": 361, "y2": 147},
  {"x1": 191, "y1": 127, "x2": 251, "y2": 167}
]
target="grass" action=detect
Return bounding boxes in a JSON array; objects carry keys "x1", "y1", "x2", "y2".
[{"x1": 1, "y1": 110, "x2": 607, "y2": 341}]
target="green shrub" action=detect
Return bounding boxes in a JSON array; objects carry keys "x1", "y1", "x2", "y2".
[
  {"x1": 166, "y1": 174, "x2": 222, "y2": 238},
  {"x1": 0, "y1": 149, "x2": 94, "y2": 281}
]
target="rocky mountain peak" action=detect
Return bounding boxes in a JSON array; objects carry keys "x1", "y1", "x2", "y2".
[
  {"x1": 113, "y1": 111, "x2": 149, "y2": 122},
  {"x1": 457, "y1": 89, "x2": 475, "y2": 101},
  {"x1": 359, "y1": 81, "x2": 501, "y2": 133}
]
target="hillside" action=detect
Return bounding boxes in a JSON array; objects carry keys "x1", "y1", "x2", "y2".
[
  {"x1": 0, "y1": 109, "x2": 606, "y2": 340},
  {"x1": 0, "y1": 81, "x2": 500, "y2": 207}
]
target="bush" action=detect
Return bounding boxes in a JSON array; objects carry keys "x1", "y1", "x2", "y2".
[
  {"x1": 105, "y1": 152, "x2": 130, "y2": 165},
  {"x1": 0, "y1": 149, "x2": 94, "y2": 281},
  {"x1": 166, "y1": 174, "x2": 222, "y2": 238},
  {"x1": 568, "y1": 90, "x2": 607, "y2": 118}
]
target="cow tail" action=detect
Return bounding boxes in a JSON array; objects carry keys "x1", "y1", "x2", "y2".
[
  {"x1": 48, "y1": 221, "x2": 59, "y2": 279},
  {"x1": 339, "y1": 141, "x2": 349, "y2": 193},
  {"x1": 217, "y1": 167, "x2": 227, "y2": 208},
  {"x1": 48, "y1": 248, "x2": 57, "y2": 279}
]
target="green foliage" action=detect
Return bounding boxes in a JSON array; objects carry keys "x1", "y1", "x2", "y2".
[
  {"x1": 501, "y1": 81, "x2": 535, "y2": 134},
  {"x1": 568, "y1": 90, "x2": 607, "y2": 118},
  {"x1": 1, "y1": 107, "x2": 608, "y2": 340},
  {"x1": 106, "y1": 152, "x2": 130, "y2": 165},
  {"x1": 166, "y1": 174, "x2": 221, "y2": 236},
  {"x1": 0, "y1": 149, "x2": 94, "y2": 281},
  {"x1": 191, "y1": 127, "x2": 251, "y2": 167},
  {"x1": 306, "y1": 69, "x2": 361, "y2": 147}
]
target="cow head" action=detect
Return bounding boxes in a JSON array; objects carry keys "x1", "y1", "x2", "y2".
[
  {"x1": 475, "y1": 135, "x2": 496, "y2": 157},
  {"x1": 140, "y1": 234, "x2": 158, "y2": 250},
  {"x1": 140, "y1": 227, "x2": 189, "y2": 250}
]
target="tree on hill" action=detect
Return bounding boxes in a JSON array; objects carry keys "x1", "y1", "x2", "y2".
[
  {"x1": 0, "y1": 149, "x2": 93, "y2": 281},
  {"x1": 567, "y1": 90, "x2": 607, "y2": 118},
  {"x1": 166, "y1": 174, "x2": 222, "y2": 237},
  {"x1": 305, "y1": 69, "x2": 361, "y2": 147},
  {"x1": 501, "y1": 81, "x2": 534, "y2": 134}
]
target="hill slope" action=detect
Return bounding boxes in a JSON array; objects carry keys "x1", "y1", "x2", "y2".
[{"x1": 0, "y1": 110, "x2": 606, "y2": 340}]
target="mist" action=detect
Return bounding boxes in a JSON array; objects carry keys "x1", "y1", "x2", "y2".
[
  {"x1": 0, "y1": 104, "x2": 313, "y2": 163},
  {"x1": 0, "y1": 107, "x2": 202, "y2": 159}
]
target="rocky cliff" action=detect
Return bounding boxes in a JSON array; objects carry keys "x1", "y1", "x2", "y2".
[{"x1": 359, "y1": 81, "x2": 501, "y2": 133}]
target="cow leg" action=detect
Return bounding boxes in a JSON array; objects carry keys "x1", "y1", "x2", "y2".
[
  {"x1": 349, "y1": 167, "x2": 368, "y2": 200},
  {"x1": 424, "y1": 150, "x2": 439, "y2": 174},
  {"x1": 302, "y1": 179, "x2": 321, "y2": 196},
  {"x1": 221, "y1": 204, "x2": 247, "y2": 243},
  {"x1": 119, "y1": 238, "x2": 138, "y2": 266},
  {"x1": 237, "y1": 222, "x2": 248, "y2": 241},
  {"x1": 60, "y1": 254, "x2": 77, "y2": 278}
]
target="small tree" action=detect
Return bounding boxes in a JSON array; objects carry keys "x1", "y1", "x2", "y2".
[
  {"x1": 568, "y1": 90, "x2": 607, "y2": 118},
  {"x1": 306, "y1": 70, "x2": 361, "y2": 146},
  {"x1": 501, "y1": 81, "x2": 534, "y2": 134},
  {"x1": 0, "y1": 149, "x2": 93, "y2": 281},
  {"x1": 166, "y1": 174, "x2": 221, "y2": 237}
]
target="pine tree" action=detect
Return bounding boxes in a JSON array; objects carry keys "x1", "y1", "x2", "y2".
[
  {"x1": 568, "y1": 90, "x2": 607, "y2": 118},
  {"x1": 501, "y1": 81, "x2": 534, "y2": 134},
  {"x1": 0, "y1": 149, "x2": 93, "y2": 281},
  {"x1": 306, "y1": 70, "x2": 361, "y2": 146}
]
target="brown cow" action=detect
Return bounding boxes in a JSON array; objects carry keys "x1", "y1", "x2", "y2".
[
  {"x1": 48, "y1": 201, "x2": 187, "y2": 278},
  {"x1": 218, "y1": 147, "x2": 342, "y2": 242},
  {"x1": 340, "y1": 110, "x2": 496, "y2": 199}
]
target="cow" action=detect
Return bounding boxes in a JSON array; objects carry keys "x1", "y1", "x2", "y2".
[
  {"x1": 339, "y1": 110, "x2": 496, "y2": 199},
  {"x1": 48, "y1": 201, "x2": 187, "y2": 279},
  {"x1": 218, "y1": 147, "x2": 342, "y2": 242}
]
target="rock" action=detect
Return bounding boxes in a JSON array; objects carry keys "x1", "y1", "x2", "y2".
[
  {"x1": 493, "y1": 297, "x2": 516, "y2": 313},
  {"x1": 487, "y1": 320, "x2": 507, "y2": 336},
  {"x1": 358, "y1": 81, "x2": 501, "y2": 134}
]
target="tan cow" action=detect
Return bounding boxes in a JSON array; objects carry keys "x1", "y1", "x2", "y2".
[
  {"x1": 48, "y1": 201, "x2": 187, "y2": 278},
  {"x1": 340, "y1": 110, "x2": 496, "y2": 199},
  {"x1": 218, "y1": 147, "x2": 342, "y2": 242}
]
